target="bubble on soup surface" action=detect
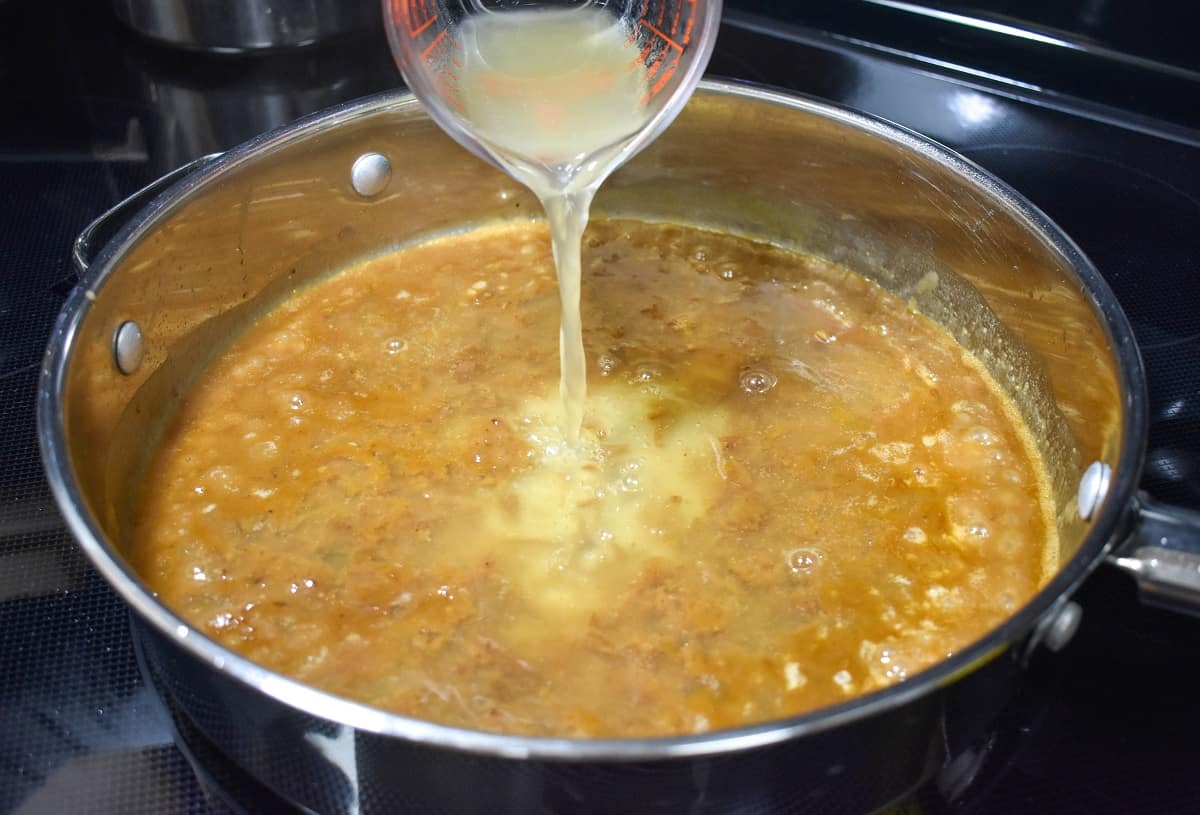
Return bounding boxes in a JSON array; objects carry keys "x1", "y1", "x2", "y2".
[
  {"x1": 869, "y1": 441, "x2": 913, "y2": 464},
  {"x1": 861, "y1": 640, "x2": 909, "y2": 683},
  {"x1": 909, "y1": 465, "x2": 935, "y2": 486},
  {"x1": 739, "y1": 368, "x2": 778, "y2": 394},
  {"x1": 631, "y1": 363, "x2": 662, "y2": 383},
  {"x1": 784, "y1": 662, "x2": 808, "y2": 690},
  {"x1": 249, "y1": 440, "x2": 278, "y2": 460},
  {"x1": 966, "y1": 425, "x2": 1000, "y2": 446},
  {"x1": 946, "y1": 497, "x2": 992, "y2": 542},
  {"x1": 951, "y1": 400, "x2": 988, "y2": 417},
  {"x1": 925, "y1": 584, "x2": 963, "y2": 611},
  {"x1": 787, "y1": 547, "x2": 824, "y2": 574}
]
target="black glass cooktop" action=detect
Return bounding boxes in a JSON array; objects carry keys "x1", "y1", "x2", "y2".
[{"x1": 1, "y1": 1, "x2": 1197, "y2": 813}]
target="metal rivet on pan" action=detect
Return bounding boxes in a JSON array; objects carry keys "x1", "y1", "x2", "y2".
[
  {"x1": 113, "y1": 320, "x2": 144, "y2": 375},
  {"x1": 350, "y1": 152, "x2": 392, "y2": 197},
  {"x1": 1077, "y1": 460, "x2": 1112, "y2": 520},
  {"x1": 1042, "y1": 600, "x2": 1083, "y2": 653}
]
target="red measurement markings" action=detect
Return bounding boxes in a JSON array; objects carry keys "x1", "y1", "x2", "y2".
[
  {"x1": 436, "y1": 39, "x2": 463, "y2": 111},
  {"x1": 390, "y1": 0, "x2": 460, "y2": 109},
  {"x1": 638, "y1": 5, "x2": 692, "y2": 104},
  {"x1": 639, "y1": 19, "x2": 683, "y2": 53},
  {"x1": 681, "y1": 0, "x2": 697, "y2": 47},
  {"x1": 642, "y1": 38, "x2": 672, "y2": 94},
  {"x1": 437, "y1": 79, "x2": 464, "y2": 113},
  {"x1": 432, "y1": 35, "x2": 465, "y2": 112},
  {"x1": 641, "y1": 0, "x2": 701, "y2": 103},
  {"x1": 644, "y1": 55, "x2": 680, "y2": 102},
  {"x1": 394, "y1": 0, "x2": 437, "y2": 37},
  {"x1": 421, "y1": 27, "x2": 449, "y2": 59}
]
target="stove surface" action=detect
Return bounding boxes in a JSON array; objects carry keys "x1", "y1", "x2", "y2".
[{"x1": 1, "y1": 1, "x2": 1197, "y2": 813}]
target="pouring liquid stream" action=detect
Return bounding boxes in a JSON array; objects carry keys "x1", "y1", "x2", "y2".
[
  {"x1": 456, "y1": 8, "x2": 652, "y2": 445},
  {"x1": 452, "y1": 10, "x2": 719, "y2": 587}
]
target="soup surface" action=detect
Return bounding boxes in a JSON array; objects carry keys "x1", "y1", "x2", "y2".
[{"x1": 132, "y1": 220, "x2": 1056, "y2": 738}]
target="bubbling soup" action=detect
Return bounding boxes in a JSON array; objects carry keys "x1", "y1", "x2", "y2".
[{"x1": 131, "y1": 220, "x2": 1056, "y2": 738}]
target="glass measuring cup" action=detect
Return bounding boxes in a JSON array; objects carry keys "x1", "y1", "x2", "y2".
[
  {"x1": 383, "y1": 0, "x2": 722, "y2": 445},
  {"x1": 382, "y1": 0, "x2": 722, "y2": 185}
]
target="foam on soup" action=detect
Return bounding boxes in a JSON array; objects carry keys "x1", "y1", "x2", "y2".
[{"x1": 131, "y1": 220, "x2": 1056, "y2": 737}]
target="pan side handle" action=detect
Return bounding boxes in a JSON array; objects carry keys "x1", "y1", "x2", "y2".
[
  {"x1": 73, "y1": 153, "x2": 222, "y2": 275},
  {"x1": 1109, "y1": 493, "x2": 1200, "y2": 617}
]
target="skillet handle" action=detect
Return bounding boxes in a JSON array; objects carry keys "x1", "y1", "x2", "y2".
[
  {"x1": 1108, "y1": 493, "x2": 1200, "y2": 617},
  {"x1": 73, "y1": 153, "x2": 223, "y2": 275}
]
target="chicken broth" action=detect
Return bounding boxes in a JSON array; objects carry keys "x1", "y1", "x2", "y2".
[{"x1": 131, "y1": 220, "x2": 1056, "y2": 737}]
